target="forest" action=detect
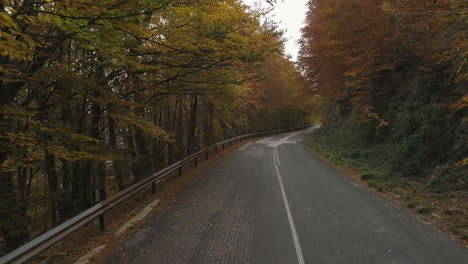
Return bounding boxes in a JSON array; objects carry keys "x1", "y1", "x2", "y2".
[
  {"x1": 300, "y1": 0, "x2": 467, "y2": 237},
  {"x1": 2, "y1": 0, "x2": 467, "y2": 257},
  {"x1": 0, "y1": 0, "x2": 313, "y2": 254}
]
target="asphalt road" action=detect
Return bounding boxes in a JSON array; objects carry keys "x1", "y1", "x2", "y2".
[{"x1": 106, "y1": 128, "x2": 468, "y2": 264}]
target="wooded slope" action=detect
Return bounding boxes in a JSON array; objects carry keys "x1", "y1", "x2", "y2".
[{"x1": 299, "y1": 0, "x2": 466, "y2": 201}]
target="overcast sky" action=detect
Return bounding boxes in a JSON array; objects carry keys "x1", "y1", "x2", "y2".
[{"x1": 242, "y1": 0, "x2": 309, "y2": 61}]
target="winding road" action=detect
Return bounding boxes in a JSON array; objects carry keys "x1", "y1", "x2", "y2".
[{"x1": 106, "y1": 128, "x2": 468, "y2": 264}]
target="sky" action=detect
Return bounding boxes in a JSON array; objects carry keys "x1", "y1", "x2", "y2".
[{"x1": 242, "y1": 0, "x2": 309, "y2": 61}]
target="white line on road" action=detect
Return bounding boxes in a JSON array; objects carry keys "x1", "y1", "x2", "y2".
[
  {"x1": 74, "y1": 198, "x2": 160, "y2": 263},
  {"x1": 256, "y1": 136, "x2": 275, "y2": 143},
  {"x1": 268, "y1": 131, "x2": 302, "y2": 147},
  {"x1": 273, "y1": 147, "x2": 305, "y2": 264},
  {"x1": 274, "y1": 147, "x2": 281, "y2": 165},
  {"x1": 73, "y1": 245, "x2": 106, "y2": 264},
  {"x1": 238, "y1": 142, "x2": 253, "y2": 151},
  {"x1": 116, "y1": 199, "x2": 160, "y2": 235}
]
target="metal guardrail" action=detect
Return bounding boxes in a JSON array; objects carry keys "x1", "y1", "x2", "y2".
[{"x1": 0, "y1": 126, "x2": 309, "y2": 264}]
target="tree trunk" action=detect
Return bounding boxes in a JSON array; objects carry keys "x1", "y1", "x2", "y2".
[
  {"x1": 187, "y1": 94, "x2": 198, "y2": 155},
  {"x1": 90, "y1": 102, "x2": 105, "y2": 202},
  {"x1": 0, "y1": 170, "x2": 29, "y2": 251},
  {"x1": 0, "y1": 109, "x2": 29, "y2": 251},
  {"x1": 45, "y1": 151, "x2": 58, "y2": 227},
  {"x1": 108, "y1": 115, "x2": 126, "y2": 191},
  {"x1": 59, "y1": 159, "x2": 73, "y2": 221},
  {"x1": 175, "y1": 95, "x2": 184, "y2": 160},
  {"x1": 133, "y1": 127, "x2": 151, "y2": 180}
]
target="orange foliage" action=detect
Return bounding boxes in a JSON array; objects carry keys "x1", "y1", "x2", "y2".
[{"x1": 299, "y1": 0, "x2": 466, "y2": 121}]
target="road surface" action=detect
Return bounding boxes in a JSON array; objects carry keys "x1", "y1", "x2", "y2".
[{"x1": 106, "y1": 128, "x2": 468, "y2": 264}]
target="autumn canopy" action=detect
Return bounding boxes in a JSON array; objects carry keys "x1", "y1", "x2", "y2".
[{"x1": 0, "y1": 0, "x2": 311, "y2": 253}]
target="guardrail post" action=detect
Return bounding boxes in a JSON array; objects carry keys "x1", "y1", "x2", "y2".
[
  {"x1": 222, "y1": 144, "x2": 225, "y2": 150},
  {"x1": 206, "y1": 151, "x2": 209, "y2": 159},
  {"x1": 215, "y1": 146, "x2": 218, "y2": 154},
  {"x1": 178, "y1": 167, "x2": 182, "y2": 176},
  {"x1": 99, "y1": 214, "x2": 105, "y2": 231},
  {"x1": 152, "y1": 182, "x2": 156, "y2": 194},
  {"x1": 194, "y1": 157, "x2": 198, "y2": 167}
]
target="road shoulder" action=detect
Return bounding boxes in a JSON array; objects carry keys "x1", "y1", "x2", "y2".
[
  {"x1": 305, "y1": 132, "x2": 468, "y2": 247},
  {"x1": 32, "y1": 140, "x2": 252, "y2": 264}
]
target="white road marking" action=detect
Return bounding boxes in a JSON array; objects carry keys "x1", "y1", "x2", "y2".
[
  {"x1": 348, "y1": 181, "x2": 362, "y2": 188},
  {"x1": 273, "y1": 147, "x2": 305, "y2": 264},
  {"x1": 238, "y1": 142, "x2": 253, "y2": 151},
  {"x1": 256, "y1": 132, "x2": 302, "y2": 147},
  {"x1": 116, "y1": 199, "x2": 160, "y2": 235},
  {"x1": 268, "y1": 131, "x2": 302, "y2": 147},
  {"x1": 73, "y1": 244, "x2": 106, "y2": 264},
  {"x1": 256, "y1": 136, "x2": 275, "y2": 143},
  {"x1": 274, "y1": 147, "x2": 281, "y2": 165},
  {"x1": 74, "y1": 198, "x2": 160, "y2": 263}
]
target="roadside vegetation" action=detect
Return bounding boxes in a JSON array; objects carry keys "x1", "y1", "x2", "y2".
[
  {"x1": 0, "y1": 0, "x2": 313, "y2": 255},
  {"x1": 300, "y1": 0, "x2": 467, "y2": 241}
]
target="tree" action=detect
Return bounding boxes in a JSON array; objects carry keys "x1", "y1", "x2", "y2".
[
  {"x1": 0, "y1": 0, "x2": 310, "y2": 254},
  {"x1": 298, "y1": 0, "x2": 467, "y2": 182}
]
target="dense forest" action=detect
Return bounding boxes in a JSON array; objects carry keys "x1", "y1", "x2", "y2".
[
  {"x1": 300, "y1": 0, "x2": 466, "y2": 206},
  {"x1": 0, "y1": 0, "x2": 312, "y2": 254},
  {"x1": 2, "y1": 0, "x2": 466, "y2": 256}
]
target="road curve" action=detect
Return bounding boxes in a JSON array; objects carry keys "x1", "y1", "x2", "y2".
[{"x1": 106, "y1": 128, "x2": 468, "y2": 264}]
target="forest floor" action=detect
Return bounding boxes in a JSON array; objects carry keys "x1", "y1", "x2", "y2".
[
  {"x1": 306, "y1": 133, "x2": 468, "y2": 246},
  {"x1": 30, "y1": 140, "x2": 252, "y2": 264}
]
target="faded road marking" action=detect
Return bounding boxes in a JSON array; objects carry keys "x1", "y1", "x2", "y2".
[
  {"x1": 273, "y1": 147, "x2": 305, "y2": 264},
  {"x1": 274, "y1": 147, "x2": 281, "y2": 165},
  {"x1": 116, "y1": 199, "x2": 160, "y2": 235},
  {"x1": 257, "y1": 129, "x2": 310, "y2": 147},
  {"x1": 73, "y1": 244, "x2": 106, "y2": 264},
  {"x1": 238, "y1": 142, "x2": 253, "y2": 151},
  {"x1": 348, "y1": 181, "x2": 362, "y2": 188},
  {"x1": 256, "y1": 136, "x2": 275, "y2": 143}
]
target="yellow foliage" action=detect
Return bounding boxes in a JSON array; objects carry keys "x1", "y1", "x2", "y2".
[
  {"x1": 112, "y1": 114, "x2": 173, "y2": 141},
  {"x1": 454, "y1": 158, "x2": 468, "y2": 168},
  {"x1": 450, "y1": 96, "x2": 468, "y2": 110},
  {"x1": 381, "y1": 1, "x2": 395, "y2": 14}
]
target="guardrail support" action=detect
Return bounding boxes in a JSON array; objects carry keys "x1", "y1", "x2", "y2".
[
  {"x1": 99, "y1": 215, "x2": 105, "y2": 231},
  {"x1": 222, "y1": 144, "x2": 225, "y2": 150},
  {"x1": 215, "y1": 146, "x2": 218, "y2": 154},
  {"x1": 178, "y1": 167, "x2": 182, "y2": 176},
  {"x1": 152, "y1": 182, "x2": 156, "y2": 194},
  {"x1": 194, "y1": 157, "x2": 198, "y2": 167},
  {"x1": 206, "y1": 151, "x2": 209, "y2": 159}
]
